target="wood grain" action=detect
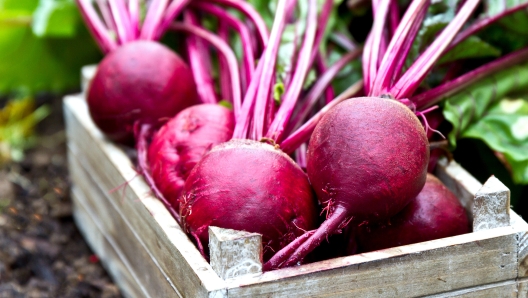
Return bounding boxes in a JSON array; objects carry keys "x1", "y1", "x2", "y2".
[{"x1": 72, "y1": 187, "x2": 147, "y2": 298}]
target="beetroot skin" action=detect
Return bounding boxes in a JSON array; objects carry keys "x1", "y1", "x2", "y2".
[
  {"x1": 356, "y1": 173, "x2": 470, "y2": 252},
  {"x1": 148, "y1": 104, "x2": 235, "y2": 211},
  {"x1": 308, "y1": 97, "x2": 429, "y2": 222},
  {"x1": 88, "y1": 40, "x2": 199, "y2": 144},
  {"x1": 180, "y1": 139, "x2": 319, "y2": 261}
]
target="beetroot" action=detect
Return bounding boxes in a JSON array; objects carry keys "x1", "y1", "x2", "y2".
[
  {"x1": 180, "y1": 139, "x2": 318, "y2": 261},
  {"x1": 265, "y1": 97, "x2": 429, "y2": 270},
  {"x1": 147, "y1": 104, "x2": 235, "y2": 211},
  {"x1": 356, "y1": 173, "x2": 470, "y2": 253},
  {"x1": 87, "y1": 40, "x2": 199, "y2": 144}
]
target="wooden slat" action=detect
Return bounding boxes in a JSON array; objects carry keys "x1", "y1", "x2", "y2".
[
  {"x1": 426, "y1": 279, "x2": 519, "y2": 298},
  {"x1": 64, "y1": 95, "x2": 227, "y2": 298},
  {"x1": 69, "y1": 153, "x2": 182, "y2": 297},
  {"x1": 224, "y1": 226, "x2": 519, "y2": 297},
  {"x1": 72, "y1": 188, "x2": 146, "y2": 298}
]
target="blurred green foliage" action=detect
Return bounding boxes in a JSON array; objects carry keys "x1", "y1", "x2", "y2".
[{"x1": 0, "y1": 0, "x2": 101, "y2": 164}]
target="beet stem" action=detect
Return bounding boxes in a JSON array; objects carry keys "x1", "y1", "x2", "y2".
[
  {"x1": 389, "y1": 0, "x2": 480, "y2": 99},
  {"x1": 314, "y1": 53, "x2": 335, "y2": 104},
  {"x1": 128, "y1": 0, "x2": 140, "y2": 38},
  {"x1": 252, "y1": 0, "x2": 292, "y2": 140},
  {"x1": 265, "y1": 0, "x2": 319, "y2": 142},
  {"x1": 202, "y1": 0, "x2": 270, "y2": 48},
  {"x1": 289, "y1": 48, "x2": 362, "y2": 134},
  {"x1": 363, "y1": 0, "x2": 392, "y2": 94},
  {"x1": 95, "y1": 0, "x2": 117, "y2": 35},
  {"x1": 281, "y1": 207, "x2": 349, "y2": 268},
  {"x1": 193, "y1": 2, "x2": 256, "y2": 88},
  {"x1": 369, "y1": 0, "x2": 429, "y2": 96},
  {"x1": 158, "y1": 0, "x2": 191, "y2": 40},
  {"x1": 329, "y1": 32, "x2": 357, "y2": 52},
  {"x1": 75, "y1": 0, "x2": 118, "y2": 53},
  {"x1": 280, "y1": 80, "x2": 363, "y2": 154},
  {"x1": 184, "y1": 11, "x2": 219, "y2": 104},
  {"x1": 170, "y1": 22, "x2": 242, "y2": 119},
  {"x1": 388, "y1": 0, "x2": 400, "y2": 38},
  {"x1": 108, "y1": 0, "x2": 133, "y2": 44},
  {"x1": 140, "y1": 0, "x2": 169, "y2": 40},
  {"x1": 413, "y1": 46, "x2": 528, "y2": 109},
  {"x1": 448, "y1": 3, "x2": 528, "y2": 53},
  {"x1": 263, "y1": 230, "x2": 315, "y2": 271}
]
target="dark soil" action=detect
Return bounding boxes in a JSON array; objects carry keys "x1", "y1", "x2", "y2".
[{"x1": 0, "y1": 95, "x2": 121, "y2": 297}]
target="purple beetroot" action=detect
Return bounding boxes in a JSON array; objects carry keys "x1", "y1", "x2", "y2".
[{"x1": 356, "y1": 173, "x2": 470, "y2": 253}]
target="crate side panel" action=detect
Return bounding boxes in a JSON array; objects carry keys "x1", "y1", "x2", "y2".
[
  {"x1": 64, "y1": 96, "x2": 226, "y2": 297},
  {"x1": 72, "y1": 189, "x2": 146, "y2": 298},
  {"x1": 227, "y1": 234, "x2": 518, "y2": 297},
  {"x1": 69, "y1": 155, "x2": 183, "y2": 297}
]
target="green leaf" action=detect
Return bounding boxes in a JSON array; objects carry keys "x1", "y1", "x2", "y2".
[
  {"x1": 443, "y1": 62, "x2": 528, "y2": 184},
  {"x1": 32, "y1": 0, "x2": 78, "y2": 37},
  {"x1": 438, "y1": 36, "x2": 501, "y2": 64},
  {"x1": 460, "y1": 98, "x2": 528, "y2": 184}
]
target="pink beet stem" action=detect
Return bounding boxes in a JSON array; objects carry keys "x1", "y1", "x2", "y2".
[
  {"x1": 158, "y1": 0, "x2": 191, "y2": 40},
  {"x1": 184, "y1": 11, "x2": 218, "y2": 104},
  {"x1": 263, "y1": 230, "x2": 316, "y2": 271},
  {"x1": 136, "y1": 124, "x2": 182, "y2": 224},
  {"x1": 413, "y1": 46, "x2": 528, "y2": 109},
  {"x1": 251, "y1": 0, "x2": 292, "y2": 140},
  {"x1": 170, "y1": 22, "x2": 242, "y2": 120},
  {"x1": 200, "y1": 0, "x2": 270, "y2": 48},
  {"x1": 314, "y1": 53, "x2": 335, "y2": 104},
  {"x1": 265, "y1": 0, "x2": 318, "y2": 142},
  {"x1": 140, "y1": 0, "x2": 169, "y2": 40},
  {"x1": 75, "y1": 0, "x2": 118, "y2": 53},
  {"x1": 128, "y1": 0, "x2": 140, "y2": 38},
  {"x1": 95, "y1": 0, "x2": 116, "y2": 34},
  {"x1": 389, "y1": 0, "x2": 481, "y2": 99},
  {"x1": 446, "y1": 2, "x2": 528, "y2": 53},
  {"x1": 369, "y1": 0, "x2": 429, "y2": 96},
  {"x1": 192, "y1": 2, "x2": 256, "y2": 89},
  {"x1": 108, "y1": 0, "x2": 134, "y2": 44},
  {"x1": 289, "y1": 48, "x2": 362, "y2": 133},
  {"x1": 330, "y1": 32, "x2": 357, "y2": 51},
  {"x1": 281, "y1": 207, "x2": 348, "y2": 268},
  {"x1": 232, "y1": 61, "x2": 264, "y2": 139},
  {"x1": 280, "y1": 80, "x2": 363, "y2": 154},
  {"x1": 389, "y1": 0, "x2": 400, "y2": 37},
  {"x1": 362, "y1": 0, "x2": 392, "y2": 95},
  {"x1": 218, "y1": 23, "x2": 233, "y2": 101}
]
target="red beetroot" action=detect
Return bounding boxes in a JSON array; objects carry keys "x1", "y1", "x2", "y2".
[
  {"x1": 87, "y1": 40, "x2": 199, "y2": 144},
  {"x1": 266, "y1": 97, "x2": 429, "y2": 269},
  {"x1": 356, "y1": 173, "x2": 470, "y2": 253},
  {"x1": 180, "y1": 139, "x2": 318, "y2": 261},
  {"x1": 147, "y1": 104, "x2": 235, "y2": 211}
]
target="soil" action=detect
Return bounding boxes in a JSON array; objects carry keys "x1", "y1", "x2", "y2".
[{"x1": 0, "y1": 95, "x2": 121, "y2": 297}]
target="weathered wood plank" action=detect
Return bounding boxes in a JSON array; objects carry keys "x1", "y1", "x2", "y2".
[
  {"x1": 473, "y1": 176, "x2": 511, "y2": 231},
  {"x1": 69, "y1": 153, "x2": 182, "y2": 297},
  {"x1": 64, "y1": 95, "x2": 227, "y2": 297},
  {"x1": 517, "y1": 278, "x2": 528, "y2": 297},
  {"x1": 224, "y1": 226, "x2": 518, "y2": 297},
  {"x1": 72, "y1": 187, "x2": 147, "y2": 298},
  {"x1": 426, "y1": 279, "x2": 518, "y2": 297},
  {"x1": 435, "y1": 158, "x2": 482, "y2": 216},
  {"x1": 209, "y1": 227, "x2": 263, "y2": 280}
]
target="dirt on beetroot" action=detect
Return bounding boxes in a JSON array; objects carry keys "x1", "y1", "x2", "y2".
[{"x1": 0, "y1": 95, "x2": 121, "y2": 298}]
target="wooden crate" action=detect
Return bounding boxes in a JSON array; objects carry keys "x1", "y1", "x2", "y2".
[{"x1": 65, "y1": 91, "x2": 528, "y2": 297}]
